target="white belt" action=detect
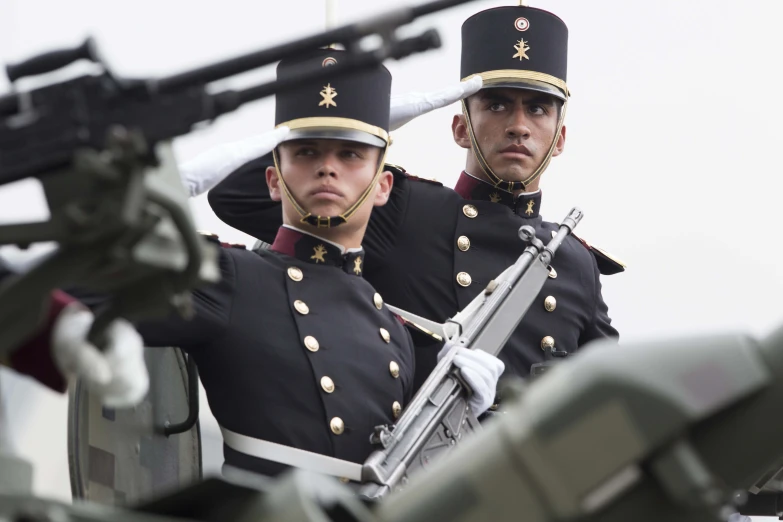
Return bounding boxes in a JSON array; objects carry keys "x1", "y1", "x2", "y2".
[{"x1": 219, "y1": 426, "x2": 364, "y2": 482}]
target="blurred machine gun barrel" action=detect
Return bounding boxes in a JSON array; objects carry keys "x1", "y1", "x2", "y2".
[{"x1": 0, "y1": 0, "x2": 479, "y2": 357}]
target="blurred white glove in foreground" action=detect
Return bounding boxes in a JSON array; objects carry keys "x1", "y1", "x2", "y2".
[
  {"x1": 52, "y1": 303, "x2": 149, "y2": 408},
  {"x1": 389, "y1": 76, "x2": 483, "y2": 131},
  {"x1": 438, "y1": 345, "x2": 504, "y2": 416},
  {"x1": 179, "y1": 126, "x2": 290, "y2": 197}
]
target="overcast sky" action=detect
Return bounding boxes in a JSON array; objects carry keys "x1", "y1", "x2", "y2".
[{"x1": 1, "y1": 0, "x2": 782, "y2": 518}]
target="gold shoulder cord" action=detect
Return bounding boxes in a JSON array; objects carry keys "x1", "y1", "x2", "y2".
[{"x1": 272, "y1": 143, "x2": 389, "y2": 228}]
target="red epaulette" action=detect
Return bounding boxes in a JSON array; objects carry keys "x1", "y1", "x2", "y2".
[
  {"x1": 220, "y1": 242, "x2": 247, "y2": 250},
  {"x1": 384, "y1": 163, "x2": 442, "y2": 186},
  {"x1": 572, "y1": 233, "x2": 626, "y2": 276},
  {"x1": 199, "y1": 231, "x2": 246, "y2": 250},
  {"x1": 405, "y1": 173, "x2": 443, "y2": 186}
]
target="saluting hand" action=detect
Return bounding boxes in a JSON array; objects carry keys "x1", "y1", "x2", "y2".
[
  {"x1": 179, "y1": 126, "x2": 290, "y2": 198},
  {"x1": 389, "y1": 75, "x2": 483, "y2": 131},
  {"x1": 51, "y1": 303, "x2": 149, "y2": 408},
  {"x1": 178, "y1": 77, "x2": 483, "y2": 197}
]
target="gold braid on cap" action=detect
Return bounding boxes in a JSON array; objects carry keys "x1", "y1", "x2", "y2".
[
  {"x1": 462, "y1": 70, "x2": 570, "y2": 97},
  {"x1": 461, "y1": 73, "x2": 569, "y2": 192},
  {"x1": 272, "y1": 143, "x2": 389, "y2": 228},
  {"x1": 280, "y1": 117, "x2": 389, "y2": 144}
]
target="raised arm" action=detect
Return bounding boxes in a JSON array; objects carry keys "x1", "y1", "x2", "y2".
[
  {"x1": 207, "y1": 155, "x2": 282, "y2": 244},
  {"x1": 204, "y1": 78, "x2": 483, "y2": 245}
]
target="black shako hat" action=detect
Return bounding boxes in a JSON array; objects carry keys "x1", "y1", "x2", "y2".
[
  {"x1": 275, "y1": 48, "x2": 392, "y2": 148},
  {"x1": 461, "y1": 4, "x2": 569, "y2": 100}
]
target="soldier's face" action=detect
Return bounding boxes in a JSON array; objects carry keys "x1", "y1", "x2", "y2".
[
  {"x1": 453, "y1": 88, "x2": 566, "y2": 188},
  {"x1": 266, "y1": 139, "x2": 393, "y2": 229}
]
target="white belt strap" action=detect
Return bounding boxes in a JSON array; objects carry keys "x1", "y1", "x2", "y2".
[{"x1": 219, "y1": 426, "x2": 363, "y2": 481}]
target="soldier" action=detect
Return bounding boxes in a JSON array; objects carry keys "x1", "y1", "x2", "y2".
[
  {"x1": 205, "y1": 3, "x2": 624, "y2": 393},
  {"x1": 93, "y1": 50, "x2": 504, "y2": 478}
]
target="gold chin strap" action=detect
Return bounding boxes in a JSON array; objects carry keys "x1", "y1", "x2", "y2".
[
  {"x1": 461, "y1": 93, "x2": 568, "y2": 193},
  {"x1": 272, "y1": 144, "x2": 389, "y2": 228}
]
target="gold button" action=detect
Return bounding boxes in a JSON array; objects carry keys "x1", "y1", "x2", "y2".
[
  {"x1": 380, "y1": 327, "x2": 391, "y2": 343},
  {"x1": 373, "y1": 293, "x2": 383, "y2": 310},
  {"x1": 392, "y1": 401, "x2": 402, "y2": 419},
  {"x1": 287, "y1": 266, "x2": 303, "y2": 281},
  {"x1": 294, "y1": 300, "x2": 309, "y2": 315},
  {"x1": 544, "y1": 296, "x2": 557, "y2": 312},
  {"x1": 330, "y1": 417, "x2": 344, "y2": 435},
  {"x1": 548, "y1": 266, "x2": 557, "y2": 279},
  {"x1": 456, "y1": 272, "x2": 472, "y2": 287},
  {"x1": 321, "y1": 376, "x2": 335, "y2": 393},
  {"x1": 389, "y1": 361, "x2": 400, "y2": 378},
  {"x1": 541, "y1": 336, "x2": 555, "y2": 350},
  {"x1": 457, "y1": 236, "x2": 471, "y2": 252},
  {"x1": 304, "y1": 336, "x2": 320, "y2": 352},
  {"x1": 462, "y1": 204, "x2": 478, "y2": 218},
  {"x1": 338, "y1": 477, "x2": 350, "y2": 483}
]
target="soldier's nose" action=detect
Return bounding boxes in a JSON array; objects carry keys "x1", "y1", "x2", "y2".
[
  {"x1": 507, "y1": 115, "x2": 531, "y2": 139},
  {"x1": 317, "y1": 168, "x2": 338, "y2": 178},
  {"x1": 507, "y1": 125, "x2": 530, "y2": 140}
]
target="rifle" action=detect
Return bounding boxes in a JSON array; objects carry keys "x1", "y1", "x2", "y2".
[
  {"x1": 0, "y1": 0, "x2": 480, "y2": 357},
  {"x1": 359, "y1": 207, "x2": 584, "y2": 499}
]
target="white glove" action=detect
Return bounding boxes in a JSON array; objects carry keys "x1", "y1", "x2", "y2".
[
  {"x1": 389, "y1": 76, "x2": 483, "y2": 131},
  {"x1": 51, "y1": 303, "x2": 149, "y2": 408},
  {"x1": 179, "y1": 126, "x2": 290, "y2": 198},
  {"x1": 438, "y1": 345, "x2": 504, "y2": 415}
]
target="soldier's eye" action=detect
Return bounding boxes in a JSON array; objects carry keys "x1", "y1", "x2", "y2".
[
  {"x1": 529, "y1": 104, "x2": 548, "y2": 115},
  {"x1": 296, "y1": 148, "x2": 317, "y2": 156},
  {"x1": 489, "y1": 102, "x2": 505, "y2": 111}
]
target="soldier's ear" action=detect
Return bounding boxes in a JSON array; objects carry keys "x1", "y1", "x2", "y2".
[
  {"x1": 266, "y1": 166, "x2": 282, "y2": 201},
  {"x1": 452, "y1": 114, "x2": 471, "y2": 150},
  {"x1": 373, "y1": 170, "x2": 394, "y2": 207},
  {"x1": 552, "y1": 124, "x2": 567, "y2": 157}
]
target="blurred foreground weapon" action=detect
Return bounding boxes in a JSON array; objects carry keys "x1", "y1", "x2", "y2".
[
  {"x1": 372, "y1": 320, "x2": 783, "y2": 521},
  {"x1": 0, "y1": 0, "x2": 478, "y2": 358}
]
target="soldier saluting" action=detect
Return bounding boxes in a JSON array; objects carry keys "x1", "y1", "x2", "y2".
[
  {"x1": 120, "y1": 50, "x2": 503, "y2": 478},
  {"x1": 206, "y1": 3, "x2": 624, "y2": 394}
]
